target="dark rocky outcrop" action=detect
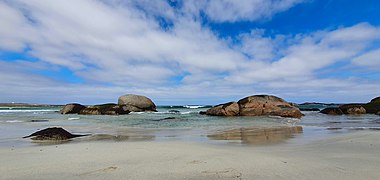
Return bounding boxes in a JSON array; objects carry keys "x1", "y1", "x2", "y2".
[
  {"x1": 205, "y1": 95, "x2": 303, "y2": 118},
  {"x1": 60, "y1": 103, "x2": 86, "y2": 114},
  {"x1": 118, "y1": 94, "x2": 157, "y2": 112},
  {"x1": 238, "y1": 95, "x2": 303, "y2": 118},
  {"x1": 199, "y1": 111, "x2": 207, "y2": 115},
  {"x1": 23, "y1": 127, "x2": 87, "y2": 140},
  {"x1": 339, "y1": 104, "x2": 366, "y2": 115},
  {"x1": 370, "y1": 97, "x2": 380, "y2": 103},
  {"x1": 206, "y1": 102, "x2": 240, "y2": 116},
  {"x1": 363, "y1": 97, "x2": 380, "y2": 114},
  {"x1": 79, "y1": 103, "x2": 130, "y2": 115},
  {"x1": 320, "y1": 107, "x2": 343, "y2": 115}
]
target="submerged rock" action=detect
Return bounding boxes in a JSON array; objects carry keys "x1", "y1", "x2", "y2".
[
  {"x1": 299, "y1": 108, "x2": 320, "y2": 111},
  {"x1": 339, "y1": 104, "x2": 366, "y2": 115},
  {"x1": 118, "y1": 94, "x2": 157, "y2": 112},
  {"x1": 237, "y1": 95, "x2": 303, "y2": 118},
  {"x1": 206, "y1": 102, "x2": 240, "y2": 116},
  {"x1": 168, "y1": 110, "x2": 180, "y2": 114},
  {"x1": 23, "y1": 127, "x2": 87, "y2": 140},
  {"x1": 79, "y1": 103, "x2": 130, "y2": 115},
  {"x1": 60, "y1": 103, "x2": 86, "y2": 114},
  {"x1": 199, "y1": 111, "x2": 207, "y2": 115},
  {"x1": 320, "y1": 107, "x2": 343, "y2": 115}
]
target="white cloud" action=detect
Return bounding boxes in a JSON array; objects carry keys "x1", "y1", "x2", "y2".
[
  {"x1": 352, "y1": 48, "x2": 380, "y2": 69},
  {"x1": 227, "y1": 23, "x2": 380, "y2": 84},
  {"x1": 0, "y1": 0, "x2": 379, "y2": 104},
  {"x1": 182, "y1": 0, "x2": 304, "y2": 22}
]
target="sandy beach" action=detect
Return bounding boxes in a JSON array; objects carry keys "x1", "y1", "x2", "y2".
[{"x1": 1, "y1": 130, "x2": 379, "y2": 180}]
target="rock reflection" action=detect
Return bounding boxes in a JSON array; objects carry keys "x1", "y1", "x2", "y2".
[
  {"x1": 87, "y1": 134, "x2": 155, "y2": 142},
  {"x1": 208, "y1": 126, "x2": 303, "y2": 145}
]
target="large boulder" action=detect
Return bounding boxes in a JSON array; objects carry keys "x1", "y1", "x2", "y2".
[
  {"x1": 339, "y1": 104, "x2": 366, "y2": 115},
  {"x1": 118, "y1": 94, "x2": 157, "y2": 112},
  {"x1": 320, "y1": 107, "x2": 343, "y2": 115},
  {"x1": 363, "y1": 96, "x2": 380, "y2": 114},
  {"x1": 23, "y1": 127, "x2": 87, "y2": 140},
  {"x1": 60, "y1": 103, "x2": 86, "y2": 114},
  {"x1": 206, "y1": 102, "x2": 239, "y2": 116},
  {"x1": 79, "y1": 103, "x2": 130, "y2": 115},
  {"x1": 237, "y1": 95, "x2": 304, "y2": 118}
]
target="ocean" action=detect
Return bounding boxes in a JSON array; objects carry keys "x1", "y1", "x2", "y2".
[{"x1": 1, "y1": 105, "x2": 380, "y2": 147}]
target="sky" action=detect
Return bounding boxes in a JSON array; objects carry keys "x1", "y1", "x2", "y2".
[{"x1": 0, "y1": 0, "x2": 380, "y2": 105}]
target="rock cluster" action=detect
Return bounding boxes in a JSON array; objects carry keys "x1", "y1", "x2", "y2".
[
  {"x1": 205, "y1": 95, "x2": 303, "y2": 118},
  {"x1": 60, "y1": 94, "x2": 156, "y2": 115},
  {"x1": 320, "y1": 96, "x2": 380, "y2": 115}
]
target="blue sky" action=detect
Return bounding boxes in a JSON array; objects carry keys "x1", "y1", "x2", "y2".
[{"x1": 0, "y1": 0, "x2": 380, "y2": 105}]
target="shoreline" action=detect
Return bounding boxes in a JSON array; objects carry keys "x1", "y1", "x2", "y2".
[{"x1": 1, "y1": 130, "x2": 379, "y2": 179}]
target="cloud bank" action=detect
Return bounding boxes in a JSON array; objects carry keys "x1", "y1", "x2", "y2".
[{"x1": 0, "y1": 0, "x2": 379, "y2": 104}]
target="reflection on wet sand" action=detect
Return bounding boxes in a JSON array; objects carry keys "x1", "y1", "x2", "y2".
[
  {"x1": 86, "y1": 134, "x2": 155, "y2": 142},
  {"x1": 208, "y1": 126, "x2": 303, "y2": 145},
  {"x1": 31, "y1": 134, "x2": 155, "y2": 145}
]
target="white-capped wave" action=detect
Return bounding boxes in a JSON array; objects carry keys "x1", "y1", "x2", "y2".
[
  {"x1": 183, "y1": 105, "x2": 204, "y2": 109},
  {"x1": 68, "y1": 117, "x2": 80, "y2": 120},
  {"x1": 0, "y1": 109, "x2": 56, "y2": 113},
  {"x1": 6, "y1": 120, "x2": 23, "y2": 123}
]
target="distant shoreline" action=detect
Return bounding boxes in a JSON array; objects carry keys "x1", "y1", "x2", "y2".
[{"x1": 0, "y1": 103, "x2": 62, "y2": 108}]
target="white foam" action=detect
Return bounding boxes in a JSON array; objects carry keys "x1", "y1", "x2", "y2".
[
  {"x1": 68, "y1": 117, "x2": 80, "y2": 120},
  {"x1": 5, "y1": 120, "x2": 23, "y2": 123},
  {"x1": 183, "y1": 105, "x2": 204, "y2": 109},
  {"x1": 0, "y1": 109, "x2": 56, "y2": 113}
]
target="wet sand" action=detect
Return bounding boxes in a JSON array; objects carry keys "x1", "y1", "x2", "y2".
[{"x1": 1, "y1": 130, "x2": 380, "y2": 180}]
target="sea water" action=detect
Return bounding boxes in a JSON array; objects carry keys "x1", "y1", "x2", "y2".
[{"x1": 1, "y1": 106, "x2": 379, "y2": 147}]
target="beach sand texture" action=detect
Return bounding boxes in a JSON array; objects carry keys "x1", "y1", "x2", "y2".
[{"x1": 1, "y1": 131, "x2": 379, "y2": 180}]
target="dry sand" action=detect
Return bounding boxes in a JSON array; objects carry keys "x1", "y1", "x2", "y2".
[{"x1": 1, "y1": 131, "x2": 380, "y2": 180}]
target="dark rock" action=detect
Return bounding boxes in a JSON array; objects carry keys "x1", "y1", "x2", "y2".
[
  {"x1": 206, "y1": 102, "x2": 240, "y2": 116},
  {"x1": 199, "y1": 111, "x2": 207, "y2": 115},
  {"x1": 30, "y1": 120, "x2": 49, "y2": 122},
  {"x1": 362, "y1": 97, "x2": 380, "y2": 114},
  {"x1": 237, "y1": 95, "x2": 303, "y2": 118},
  {"x1": 23, "y1": 127, "x2": 87, "y2": 140},
  {"x1": 339, "y1": 104, "x2": 366, "y2": 114},
  {"x1": 118, "y1": 94, "x2": 157, "y2": 112},
  {"x1": 299, "y1": 108, "x2": 320, "y2": 111},
  {"x1": 60, "y1": 103, "x2": 86, "y2": 114},
  {"x1": 370, "y1": 96, "x2": 380, "y2": 103},
  {"x1": 320, "y1": 107, "x2": 343, "y2": 115},
  {"x1": 79, "y1": 103, "x2": 130, "y2": 115}
]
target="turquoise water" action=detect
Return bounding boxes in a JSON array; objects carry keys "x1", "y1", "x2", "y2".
[{"x1": 1, "y1": 106, "x2": 379, "y2": 147}]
